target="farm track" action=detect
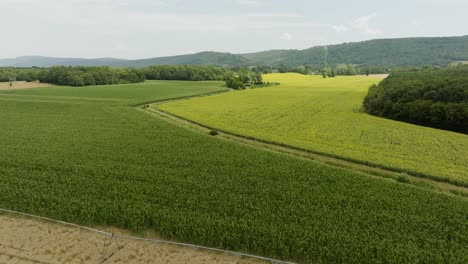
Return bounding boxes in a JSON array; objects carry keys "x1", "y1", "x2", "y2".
[{"x1": 143, "y1": 95, "x2": 468, "y2": 198}]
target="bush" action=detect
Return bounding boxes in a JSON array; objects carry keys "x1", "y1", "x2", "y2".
[
  {"x1": 209, "y1": 130, "x2": 219, "y2": 136},
  {"x1": 224, "y1": 69, "x2": 261, "y2": 90},
  {"x1": 397, "y1": 174, "x2": 410, "y2": 183}
]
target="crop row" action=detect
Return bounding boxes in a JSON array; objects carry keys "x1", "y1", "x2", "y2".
[
  {"x1": 0, "y1": 90, "x2": 467, "y2": 263},
  {"x1": 157, "y1": 73, "x2": 468, "y2": 185}
]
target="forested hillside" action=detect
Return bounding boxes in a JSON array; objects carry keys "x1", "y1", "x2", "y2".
[
  {"x1": 363, "y1": 65, "x2": 468, "y2": 133},
  {"x1": 117, "y1": 52, "x2": 247, "y2": 67},
  {"x1": 244, "y1": 36, "x2": 468, "y2": 67},
  {"x1": 2, "y1": 36, "x2": 467, "y2": 68}
]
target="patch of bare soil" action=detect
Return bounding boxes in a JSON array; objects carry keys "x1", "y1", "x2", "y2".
[
  {"x1": 359, "y1": 74, "x2": 389, "y2": 78},
  {"x1": 0, "y1": 81, "x2": 53, "y2": 90},
  {"x1": 0, "y1": 214, "x2": 266, "y2": 264}
]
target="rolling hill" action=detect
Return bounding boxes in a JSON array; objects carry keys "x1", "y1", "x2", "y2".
[
  {"x1": 1, "y1": 35, "x2": 467, "y2": 68},
  {"x1": 0, "y1": 56, "x2": 128, "y2": 67}
]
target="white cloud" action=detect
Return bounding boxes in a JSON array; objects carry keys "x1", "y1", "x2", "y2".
[
  {"x1": 332, "y1": 25, "x2": 349, "y2": 33},
  {"x1": 281, "y1": 32, "x2": 293, "y2": 41},
  {"x1": 353, "y1": 13, "x2": 383, "y2": 36}
]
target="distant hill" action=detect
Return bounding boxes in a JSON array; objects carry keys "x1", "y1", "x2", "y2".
[
  {"x1": 0, "y1": 56, "x2": 128, "y2": 67},
  {"x1": 1, "y1": 35, "x2": 467, "y2": 68},
  {"x1": 115, "y1": 51, "x2": 248, "y2": 67},
  {"x1": 0, "y1": 53, "x2": 246, "y2": 68},
  {"x1": 244, "y1": 35, "x2": 468, "y2": 67}
]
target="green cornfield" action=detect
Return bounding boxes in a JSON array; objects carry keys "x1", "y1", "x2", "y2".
[
  {"x1": 158, "y1": 73, "x2": 468, "y2": 185},
  {"x1": 0, "y1": 81, "x2": 467, "y2": 263}
]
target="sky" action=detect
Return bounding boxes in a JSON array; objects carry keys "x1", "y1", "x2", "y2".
[{"x1": 1, "y1": 0, "x2": 467, "y2": 59}]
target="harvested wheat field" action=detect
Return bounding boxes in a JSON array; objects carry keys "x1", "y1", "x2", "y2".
[
  {"x1": 0, "y1": 81, "x2": 52, "y2": 90},
  {"x1": 0, "y1": 214, "x2": 266, "y2": 264},
  {"x1": 361, "y1": 74, "x2": 389, "y2": 78}
]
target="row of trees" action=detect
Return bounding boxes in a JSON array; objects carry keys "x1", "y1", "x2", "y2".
[
  {"x1": 39, "y1": 67, "x2": 146, "y2": 86},
  {"x1": 140, "y1": 66, "x2": 266, "y2": 89},
  {"x1": 0, "y1": 68, "x2": 44, "y2": 82},
  {"x1": 249, "y1": 64, "x2": 390, "y2": 76},
  {"x1": 0, "y1": 67, "x2": 145, "y2": 86},
  {"x1": 1, "y1": 66, "x2": 264, "y2": 89},
  {"x1": 141, "y1": 65, "x2": 228, "y2": 81},
  {"x1": 363, "y1": 66, "x2": 468, "y2": 133},
  {"x1": 321, "y1": 64, "x2": 391, "y2": 78}
]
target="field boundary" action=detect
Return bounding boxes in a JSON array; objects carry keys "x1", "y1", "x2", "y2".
[
  {"x1": 0, "y1": 208, "x2": 295, "y2": 264},
  {"x1": 145, "y1": 104, "x2": 468, "y2": 197},
  {"x1": 129, "y1": 89, "x2": 231, "y2": 107}
]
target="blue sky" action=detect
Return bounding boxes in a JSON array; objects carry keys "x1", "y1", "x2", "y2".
[{"x1": 1, "y1": 0, "x2": 467, "y2": 59}]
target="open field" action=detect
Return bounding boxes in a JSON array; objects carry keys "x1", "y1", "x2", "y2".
[
  {"x1": 1, "y1": 81, "x2": 467, "y2": 263},
  {"x1": 0, "y1": 213, "x2": 264, "y2": 264},
  {"x1": 150, "y1": 106, "x2": 468, "y2": 197},
  {"x1": 0, "y1": 80, "x2": 227, "y2": 104},
  {"x1": 0, "y1": 81, "x2": 53, "y2": 90},
  {"x1": 157, "y1": 73, "x2": 468, "y2": 185}
]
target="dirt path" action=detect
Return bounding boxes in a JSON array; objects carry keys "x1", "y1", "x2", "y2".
[
  {"x1": 0, "y1": 81, "x2": 52, "y2": 90},
  {"x1": 144, "y1": 106, "x2": 468, "y2": 198},
  {"x1": 0, "y1": 213, "x2": 267, "y2": 264}
]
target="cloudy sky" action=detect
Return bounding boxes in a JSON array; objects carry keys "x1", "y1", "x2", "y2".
[{"x1": 1, "y1": 0, "x2": 467, "y2": 59}]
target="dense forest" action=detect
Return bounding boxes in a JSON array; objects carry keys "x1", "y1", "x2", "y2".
[
  {"x1": 2, "y1": 36, "x2": 467, "y2": 68},
  {"x1": 363, "y1": 66, "x2": 468, "y2": 133}
]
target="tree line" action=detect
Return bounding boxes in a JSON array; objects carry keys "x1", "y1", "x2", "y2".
[
  {"x1": 320, "y1": 65, "x2": 391, "y2": 78},
  {"x1": 0, "y1": 67, "x2": 44, "y2": 82},
  {"x1": 363, "y1": 65, "x2": 468, "y2": 134},
  {"x1": 0, "y1": 67, "x2": 145, "y2": 86},
  {"x1": 40, "y1": 67, "x2": 146, "y2": 86},
  {"x1": 0, "y1": 65, "x2": 268, "y2": 89},
  {"x1": 141, "y1": 65, "x2": 228, "y2": 81},
  {"x1": 246, "y1": 64, "x2": 389, "y2": 77}
]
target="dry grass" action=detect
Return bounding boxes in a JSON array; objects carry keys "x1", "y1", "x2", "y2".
[
  {"x1": 0, "y1": 214, "x2": 266, "y2": 264},
  {"x1": 0, "y1": 81, "x2": 53, "y2": 90},
  {"x1": 359, "y1": 74, "x2": 389, "y2": 78}
]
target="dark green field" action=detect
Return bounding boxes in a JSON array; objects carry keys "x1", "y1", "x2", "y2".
[
  {"x1": 0, "y1": 80, "x2": 226, "y2": 104},
  {"x1": 0, "y1": 81, "x2": 467, "y2": 263}
]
